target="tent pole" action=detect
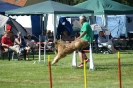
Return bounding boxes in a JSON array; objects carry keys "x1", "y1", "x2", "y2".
[
  {"x1": 40, "y1": 15, "x2": 42, "y2": 35},
  {"x1": 53, "y1": 14, "x2": 57, "y2": 42},
  {"x1": 43, "y1": 14, "x2": 48, "y2": 64},
  {"x1": 44, "y1": 14, "x2": 48, "y2": 31},
  {"x1": 91, "y1": 13, "x2": 95, "y2": 24}
]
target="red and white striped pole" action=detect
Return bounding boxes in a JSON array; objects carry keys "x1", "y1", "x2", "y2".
[{"x1": 118, "y1": 52, "x2": 122, "y2": 88}]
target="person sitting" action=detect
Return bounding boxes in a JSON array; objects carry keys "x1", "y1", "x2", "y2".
[
  {"x1": 46, "y1": 30, "x2": 54, "y2": 42},
  {"x1": 98, "y1": 31, "x2": 117, "y2": 54},
  {"x1": 14, "y1": 32, "x2": 26, "y2": 53},
  {"x1": 24, "y1": 34, "x2": 38, "y2": 60},
  {"x1": 61, "y1": 30, "x2": 74, "y2": 41},
  {"x1": 41, "y1": 30, "x2": 54, "y2": 42},
  {"x1": 40, "y1": 30, "x2": 47, "y2": 42},
  {"x1": 1, "y1": 30, "x2": 22, "y2": 60}
]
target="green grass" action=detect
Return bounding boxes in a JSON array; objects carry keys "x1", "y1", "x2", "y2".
[{"x1": 0, "y1": 50, "x2": 133, "y2": 88}]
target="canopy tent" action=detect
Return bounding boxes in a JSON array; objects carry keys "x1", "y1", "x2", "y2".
[
  {"x1": 5, "y1": 1, "x2": 93, "y2": 15},
  {"x1": 7, "y1": 18, "x2": 27, "y2": 37},
  {"x1": 74, "y1": 0, "x2": 133, "y2": 38},
  {"x1": 0, "y1": 1, "x2": 20, "y2": 15},
  {"x1": 0, "y1": 14, "x2": 27, "y2": 37},
  {"x1": 5, "y1": 1, "x2": 94, "y2": 41},
  {"x1": 74, "y1": 0, "x2": 133, "y2": 15}
]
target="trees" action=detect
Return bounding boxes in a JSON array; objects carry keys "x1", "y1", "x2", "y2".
[
  {"x1": 52, "y1": 0, "x2": 133, "y2": 7},
  {"x1": 53, "y1": 0, "x2": 86, "y2": 5},
  {"x1": 113, "y1": 0, "x2": 133, "y2": 7}
]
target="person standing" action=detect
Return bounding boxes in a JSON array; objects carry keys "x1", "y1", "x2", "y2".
[{"x1": 77, "y1": 15, "x2": 93, "y2": 67}]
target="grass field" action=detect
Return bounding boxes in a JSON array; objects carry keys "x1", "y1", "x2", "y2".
[{"x1": 0, "y1": 50, "x2": 133, "y2": 88}]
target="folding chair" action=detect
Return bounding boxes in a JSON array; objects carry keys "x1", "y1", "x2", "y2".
[
  {"x1": 94, "y1": 34, "x2": 112, "y2": 54},
  {"x1": 0, "y1": 45, "x2": 12, "y2": 61}
]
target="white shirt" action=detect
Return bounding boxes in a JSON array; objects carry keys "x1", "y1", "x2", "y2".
[{"x1": 25, "y1": 39, "x2": 35, "y2": 47}]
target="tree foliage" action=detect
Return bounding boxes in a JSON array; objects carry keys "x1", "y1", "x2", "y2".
[
  {"x1": 113, "y1": 0, "x2": 133, "y2": 7},
  {"x1": 52, "y1": 0, "x2": 133, "y2": 7},
  {"x1": 52, "y1": 0, "x2": 86, "y2": 5}
]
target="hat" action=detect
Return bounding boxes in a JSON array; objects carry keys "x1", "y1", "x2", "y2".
[
  {"x1": 79, "y1": 15, "x2": 87, "y2": 20},
  {"x1": 27, "y1": 34, "x2": 32, "y2": 36},
  {"x1": 17, "y1": 32, "x2": 21, "y2": 35}
]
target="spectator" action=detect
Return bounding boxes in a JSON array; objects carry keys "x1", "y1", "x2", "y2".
[
  {"x1": 14, "y1": 32, "x2": 26, "y2": 52},
  {"x1": 40, "y1": 30, "x2": 47, "y2": 42},
  {"x1": 40, "y1": 30, "x2": 55, "y2": 52},
  {"x1": 25, "y1": 34, "x2": 38, "y2": 60},
  {"x1": 61, "y1": 30, "x2": 74, "y2": 41},
  {"x1": 46, "y1": 30, "x2": 54, "y2": 42},
  {"x1": 77, "y1": 15, "x2": 93, "y2": 67},
  {"x1": 41, "y1": 30, "x2": 53, "y2": 42},
  {"x1": 98, "y1": 31, "x2": 117, "y2": 54},
  {"x1": 1, "y1": 30, "x2": 22, "y2": 60}
]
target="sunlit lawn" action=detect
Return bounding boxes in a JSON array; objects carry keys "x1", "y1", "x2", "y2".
[{"x1": 0, "y1": 50, "x2": 133, "y2": 88}]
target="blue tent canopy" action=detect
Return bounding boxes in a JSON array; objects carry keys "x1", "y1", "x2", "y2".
[{"x1": 0, "y1": 1, "x2": 20, "y2": 14}]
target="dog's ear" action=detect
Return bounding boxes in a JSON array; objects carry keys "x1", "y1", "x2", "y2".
[
  {"x1": 55, "y1": 39, "x2": 62, "y2": 44},
  {"x1": 55, "y1": 41, "x2": 57, "y2": 44},
  {"x1": 54, "y1": 40, "x2": 58, "y2": 44}
]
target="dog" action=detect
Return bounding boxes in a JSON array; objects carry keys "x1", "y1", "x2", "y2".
[{"x1": 51, "y1": 39, "x2": 89, "y2": 65}]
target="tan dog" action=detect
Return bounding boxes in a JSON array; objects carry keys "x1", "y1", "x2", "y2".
[{"x1": 51, "y1": 39, "x2": 89, "y2": 64}]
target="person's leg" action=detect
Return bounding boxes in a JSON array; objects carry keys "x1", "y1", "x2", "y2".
[
  {"x1": 108, "y1": 45, "x2": 117, "y2": 54},
  {"x1": 9, "y1": 45, "x2": 22, "y2": 60},
  {"x1": 9, "y1": 45, "x2": 20, "y2": 53},
  {"x1": 78, "y1": 51, "x2": 83, "y2": 64},
  {"x1": 82, "y1": 52, "x2": 89, "y2": 61},
  {"x1": 78, "y1": 51, "x2": 89, "y2": 67},
  {"x1": 13, "y1": 45, "x2": 21, "y2": 54},
  {"x1": 25, "y1": 46, "x2": 30, "y2": 60}
]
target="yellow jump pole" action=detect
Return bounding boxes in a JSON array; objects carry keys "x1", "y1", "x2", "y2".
[
  {"x1": 84, "y1": 59, "x2": 87, "y2": 88},
  {"x1": 48, "y1": 55, "x2": 52, "y2": 88},
  {"x1": 118, "y1": 52, "x2": 122, "y2": 88}
]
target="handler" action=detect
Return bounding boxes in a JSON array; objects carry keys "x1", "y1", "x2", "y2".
[
  {"x1": 51, "y1": 15, "x2": 93, "y2": 65},
  {"x1": 77, "y1": 15, "x2": 93, "y2": 67}
]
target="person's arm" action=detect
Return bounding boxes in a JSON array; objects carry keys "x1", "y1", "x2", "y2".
[
  {"x1": 15, "y1": 38, "x2": 22, "y2": 45},
  {"x1": 98, "y1": 37, "x2": 102, "y2": 43},
  {"x1": 2, "y1": 43, "x2": 9, "y2": 47},
  {"x1": 77, "y1": 31, "x2": 87, "y2": 39},
  {"x1": 1, "y1": 37, "x2": 9, "y2": 47},
  {"x1": 98, "y1": 37, "x2": 105, "y2": 43}
]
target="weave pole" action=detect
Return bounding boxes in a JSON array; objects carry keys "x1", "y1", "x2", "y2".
[
  {"x1": 89, "y1": 43, "x2": 94, "y2": 70},
  {"x1": 48, "y1": 55, "x2": 52, "y2": 88},
  {"x1": 72, "y1": 51, "x2": 77, "y2": 66},
  {"x1": 118, "y1": 52, "x2": 122, "y2": 88},
  {"x1": 84, "y1": 59, "x2": 87, "y2": 88},
  {"x1": 38, "y1": 35, "x2": 41, "y2": 62}
]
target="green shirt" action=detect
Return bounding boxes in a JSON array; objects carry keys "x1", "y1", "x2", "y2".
[{"x1": 80, "y1": 22, "x2": 93, "y2": 43}]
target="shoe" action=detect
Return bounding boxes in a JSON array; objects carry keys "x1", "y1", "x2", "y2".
[
  {"x1": 86, "y1": 59, "x2": 90, "y2": 63},
  {"x1": 78, "y1": 63, "x2": 83, "y2": 67},
  {"x1": 103, "y1": 51, "x2": 108, "y2": 54},
  {"x1": 26, "y1": 55, "x2": 29, "y2": 60},
  {"x1": 26, "y1": 58, "x2": 29, "y2": 60}
]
